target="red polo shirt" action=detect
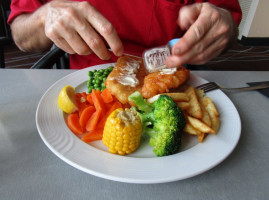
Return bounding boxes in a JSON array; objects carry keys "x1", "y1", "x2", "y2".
[{"x1": 8, "y1": 0, "x2": 242, "y2": 69}]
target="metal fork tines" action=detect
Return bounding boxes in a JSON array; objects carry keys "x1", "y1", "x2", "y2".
[{"x1": 196, "y1": 81, "x2": 269, "y2": 93}]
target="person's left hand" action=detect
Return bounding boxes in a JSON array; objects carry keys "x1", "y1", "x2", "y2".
[{"x1": 165, "y1": 3, "x2": 238, "y2": 68}]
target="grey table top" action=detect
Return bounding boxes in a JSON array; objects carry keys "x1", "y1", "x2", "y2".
[{"x1": 1, "y1": 69, "x2": 269, "y2": 200}]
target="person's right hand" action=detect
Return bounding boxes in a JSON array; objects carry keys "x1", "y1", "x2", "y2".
[{"x1": 44, "y1": 0, "x2": 124, "y2": 60}]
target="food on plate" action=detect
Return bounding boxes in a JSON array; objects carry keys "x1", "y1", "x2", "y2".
[
  {"x1": 63, "y1": 88, "x2": 125, "y2": 142},
  {"x1": 105, "y1": 56, "x2": 190, "y2": 104},
  {"x1": 102, "y1": 108, "x2": 142, "y2": 155},
  {"x1": 179, "y1": 86, "x2": 220, "y2": 142},
  {"x1": 129, "y1": 91, "x2": 186, "y2": 156},
  {"x1": 58, "y1": 85, "x2": 78, "y2": 114},
  {"x1": 105, "y1": 56, "x2": 147, "y2": 105},
  {"x1": 147, "y1": 92, "x2": 189, "y2": 103},
  {"x1": 184, "y1": 86, "x2": 203, "y2": 119},
  {"x1": 66, "y1": 112, "x2": 84, "y2": 135},
  {"x1": 141, "y1": 66, "x2": 190, "y2": 98},
  {"x1": 87, "y1": 66, "x2": 114, "y2": 93},
  {"x1": 59, "y1": 58, "x2": 221, "y2": 156},
  {"x1": 186, "y1": 115, "x2": 216, "y2": 134},
  {"x1": 199, "y1": 96, "x2": 220, "y2": 133}
]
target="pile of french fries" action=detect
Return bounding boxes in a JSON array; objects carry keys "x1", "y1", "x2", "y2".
[{"x1": 147, "y1": 85, "x2": 220, "y2": 142}]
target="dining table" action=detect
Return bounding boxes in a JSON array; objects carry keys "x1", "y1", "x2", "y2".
[{"x1": 1, "y1": 68, "x2": 269, "y2": 200}]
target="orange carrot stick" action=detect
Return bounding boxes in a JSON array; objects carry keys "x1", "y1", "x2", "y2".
[
  {"x1": 101, "y1": 88, "x2": 114, "y2": 103},
  {"x1": 86, "y1": 109, "x2": 103, "y2": 132},
  {"x1": 81, "y1": 129, "x2": 103, "y2": 142},
  {"x1": 96, "y1": 101, "x2": 122, "y2": 130},
  {"x1": 79, "y1": 106, "x2": 95, "y2": 130},
  {"x1": 67, "y1": 112, "x2": 84, "y2": 135},
  {"x1": 86, "y1": 93, "x2": 94, "y2": 105},
  {"x1": 91, "y1": 89, "x2": 105, "y2": 111}
]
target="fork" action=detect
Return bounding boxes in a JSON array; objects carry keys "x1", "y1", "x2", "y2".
[{"x1": 196, "y1": 81, "x2": 269, "y2": 93}]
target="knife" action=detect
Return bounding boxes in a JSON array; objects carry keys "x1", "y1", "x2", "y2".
[{"x1": 247, "y1": 81, "x2": 269, "y2": 98}]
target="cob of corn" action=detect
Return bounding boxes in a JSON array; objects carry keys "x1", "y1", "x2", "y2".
[{"x1": 102, "y1": 108, "x2": 142, "y2": 155}]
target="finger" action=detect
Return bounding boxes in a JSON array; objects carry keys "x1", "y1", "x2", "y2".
[
  {"x1": 166, "y1": 36, "x2": 226, "y2": 67},
  {"x1": 75, "y1": 19, "x2": 112, "y2": 60},
  {"x1": 56, "y1": 25, "x2": 93, "y2": 55},
  {"x1": 62, "y1": 31, "x2": 92, "y2": 55},
  {"x1": 84, "y1": 4, "x2": 124, "y2": 56},
  {"x1": 46, "y1": 16, "x2": 91, "y2": 55},
  {"x1": 54, "y1": 38, "x2": 76, "y2": 54},
  {"x1": 45, "y1": 25, "x2": 76, "y2": 54},
  {"x1": 170, "y1": 15, "x2": 230, "y2": 66},
  {"x1": 173, "y1": 4, "x2": 216, "y2": 56},
  {"x1": 178, "y1": 3, "x2": 202, "y2": 30}
]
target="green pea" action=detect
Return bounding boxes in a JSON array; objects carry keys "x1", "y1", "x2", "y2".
[{"x1": 88, "y1": 71, "x2": 94, "y2": 76}]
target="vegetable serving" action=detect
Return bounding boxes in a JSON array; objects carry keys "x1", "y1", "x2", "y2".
[{"x1": 129, "y1": 92, "x2": 185, "y2": 156}]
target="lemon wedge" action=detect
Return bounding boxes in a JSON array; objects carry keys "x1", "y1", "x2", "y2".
[{"x1": 57, "y1": 85, "x2": 78, "y2": 113}]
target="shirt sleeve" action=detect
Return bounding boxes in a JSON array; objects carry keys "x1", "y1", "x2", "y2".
[
  {"x1": 195, "y1": 0, "x2": 242, "y2": 26},
  {"x1": 7, "y1": 0, "x2": 47, "y2": 24}
]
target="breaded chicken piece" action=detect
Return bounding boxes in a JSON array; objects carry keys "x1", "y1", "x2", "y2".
[
  {"x1": 141, "y1": 66, "x2": 190, "y2": 98},
  {"x1": 105, "y1": 56, "x2": 147, "y2": 105}
]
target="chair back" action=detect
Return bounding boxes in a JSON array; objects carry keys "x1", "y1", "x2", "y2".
[{"x1": 0, "y1": 0, "x2": 12, "y2": 68}]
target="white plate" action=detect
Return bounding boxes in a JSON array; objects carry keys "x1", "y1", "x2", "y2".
[{"x1": 36, "y1": 63, "x2": 241, "y2": 184}]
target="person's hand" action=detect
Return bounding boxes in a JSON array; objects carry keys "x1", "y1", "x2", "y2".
[
  {"x1": 44, "y1": 0, "x2": 123, "y2": 60},
  {"x1": 165, "y1": 3, "x2": 238, "y2": 68}
]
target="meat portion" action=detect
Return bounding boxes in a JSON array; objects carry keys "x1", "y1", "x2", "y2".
[
  {"x1": 141, "y1": 66, "x2": 190, "y2": 98},
  {"x1": 105, "y1": 56, "x2": 190, "y2": 104},
  {"x1": 105, "y1": 56, "x2": 147, "y2": 105}
]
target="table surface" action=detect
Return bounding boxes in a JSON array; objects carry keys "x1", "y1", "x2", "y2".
[{"x1": 1, "y1": 69, "x2": 269, "y2": 200}]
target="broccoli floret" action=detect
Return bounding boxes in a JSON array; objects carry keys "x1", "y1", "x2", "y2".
[{"x1": 128, "y1": 91, "x2": 186, "y2": 156}]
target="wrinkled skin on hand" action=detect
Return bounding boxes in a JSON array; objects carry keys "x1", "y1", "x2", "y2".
[
  {"x1": 165, "y1": 3, "x2": 238, "y2": 68},
  {"x1": 44, "y1": 0, "x2": 124, "y2": 59}
]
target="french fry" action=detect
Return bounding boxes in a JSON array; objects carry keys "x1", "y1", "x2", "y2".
[
  {"x1": 182, "y1": 87, "x2": 220, "y2": 142},
  {"x1": 162, "y1": 93, "x2": 189, "y2": 102},
  {"x1": 200, "y1": 97, "x2": 220, "y2": 133},
  {"x1": 200, "y1": 105, "x2": 212, "y2": 127},
  {"x1": 187, "y1": 115, "x2": 216, "y2": 134},
  {"x1": 195, "y1": 89, "x2": 211, "y2": 127},
  {"x1": 184, "y1": 122, "x2": 202, "y2": 135},
  {"x1": 184, "y1": 86, "x2": 203, "y2": 119},
  {"x1": 197, "y1": 133, "x2": 207, "y2": 143},
  {"x1": 195, "y1": 88, "x2": 205, "y2": 98},
  {"x1": 176, "y1": 102, "x2": 190, "y2": 111},
  {"x1": 147, "y1": 93, "x2": 189, "y2": 103}
]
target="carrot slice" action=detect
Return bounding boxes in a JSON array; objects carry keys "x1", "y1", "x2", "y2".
[
  {"x1": 79, "y1": 106, "x2": 95, "y2": 130},
  {"x1": 91, "y1": 89, "x2": 105, "y2": 111},
  {"x1": 67, "y1": 112, "x2": 84, "y2": 135},
  {"x1": 81, "y1": 129, "x2": 103, "y2": 142},
  {"x1": 86, "y1": 109, "x2": 103, "y2": 131},
  {"x1": 86, "y1": 93, "x2": 94, "y2": 105},
  {"x1": 96, "y1": 89, "x2": 101, "y2": 95},
  {"x1": 101, "y1": 88, "x2": 113, "y2": 103},
  {"x1": 91, "y1": 89, "x2": 106, "y2": 119},
  {"x1": 96, "y1": 101, "x2": 122, "y2": 129},
  {"x1": 104, "y1": 101, "x2": 115, "y2": 110}
]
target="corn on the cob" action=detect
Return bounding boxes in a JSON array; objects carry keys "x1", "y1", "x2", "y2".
[{"x1": 102, "y1": 108, "x2": 142, "y2": 155}]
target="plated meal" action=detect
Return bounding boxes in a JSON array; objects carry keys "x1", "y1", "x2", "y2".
[
  {"x1": 36, "y1": 57, "x2": 241, "y2": 183},
  {"x1": 58, "y1": 56, "x2": 220, "y2": 157}
]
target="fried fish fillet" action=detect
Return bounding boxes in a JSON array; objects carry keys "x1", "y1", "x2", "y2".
[
  {"x1": 105, "y1": 56, "x2": 147, "y2": 105},
  {"x1": 105, "y1": 56, "x2": 190, "y2": 104}
]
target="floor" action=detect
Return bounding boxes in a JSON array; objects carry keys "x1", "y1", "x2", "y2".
[{"x1": 3, "y1": 42, "x2": 269, "y2": 70}]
